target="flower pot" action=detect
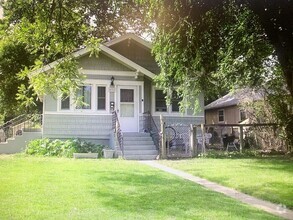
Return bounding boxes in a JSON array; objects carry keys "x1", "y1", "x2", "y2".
[
  {"x1": 73, "y1": 153, "x2": 98, "y2": 159},
  {"x1": 103, "y1": 149, "x2": 115, "y2": 159}
]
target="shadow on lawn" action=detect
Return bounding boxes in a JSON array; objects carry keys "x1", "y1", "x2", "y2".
[{"x1": 87, "y1": 169, "x2": 278, "y2": 219}]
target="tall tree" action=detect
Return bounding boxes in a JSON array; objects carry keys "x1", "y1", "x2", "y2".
[
  {"x1": 0, "y1": 0, "x2": 151, "y2": 119},
  {"x1": 141, "y1": 0, "x2": 293, "y2": 149}
]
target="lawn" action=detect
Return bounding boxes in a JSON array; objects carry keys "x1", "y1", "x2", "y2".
[
  {"x1": 0, "y1": 155, "x2": 281, "y2": 220},
  {"x1": 159, "y1": 157, "x2": 293, "y2": 209}
]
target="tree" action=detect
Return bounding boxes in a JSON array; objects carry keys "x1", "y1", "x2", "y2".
[
  {"x1": 141, "y1": 0, "x2": 293, "y2": 150},
  {"x1": 0, "y1": 0, "x2": 151, "y2": 119}
]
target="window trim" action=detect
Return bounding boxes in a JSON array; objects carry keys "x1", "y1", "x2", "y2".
[
  {"x1": 152, "y1": 86, "x2": 186, "y2": 115},
  {"x1": 218, "y1": 109, "x2": 225, "y2": 123},
  {"x1": 97, "y1": 85, "x2": 107, "y2": 111},
  {"x1": 75, "y1": 85, "x2": 92, "y2": 110},
  {"x1": 60, "y1": 95, "x2": 71, "y2": 111},
  {"x1": 57, "y1": 80, "x2": 109, "y2": 113}
]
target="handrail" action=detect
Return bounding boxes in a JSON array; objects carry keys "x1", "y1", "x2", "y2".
[
  {"x1": 142, "y1": 111, "x2": 160, "y2": 150},
  {"x1": 0, "y1": 114, "x2": 42, "y2": 143},
  {"x1": 112, "y1": 111, "x2": 124, "y2": 155},
  {"x1": 0, "y1": 114, "x2": 26, "y2": 129}
]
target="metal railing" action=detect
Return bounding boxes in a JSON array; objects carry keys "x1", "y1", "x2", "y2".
[
  {"x1": 165, "y1": 124, "x2": 191, "y2": 158},
  {"x1": 112, "y1": 111, "x2": 124, "y2": 155},
  {"x1": 0, "y1": 114, "x2": 42, "y2": 143},
  {"x1": 142, "y1": 111, "x2": 160, "y2": 150}
]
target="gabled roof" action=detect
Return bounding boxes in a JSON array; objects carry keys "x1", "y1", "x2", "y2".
[
  {"x1": 104, "y1": 33, "x2": 152, "y2": 49},
  {"x1": 33, "y1": 34, "x2": 156, "y2": 79},
  {"x1": 205, "y1": 88, "x2": 264, "y2": 110}
]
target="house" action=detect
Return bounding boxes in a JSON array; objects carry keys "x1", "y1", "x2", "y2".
[
  {"x1": 205, "y1": 88, "x2": 263, "y2": 125},
  {"x1": 39, "y1": 34, "x2": 204, "y2": 159}
]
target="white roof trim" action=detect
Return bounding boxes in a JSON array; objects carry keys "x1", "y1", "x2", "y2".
[
  {"x1": 31, "y1": 43, "x2": 156, "y2": 79},
  {"x1": 104, "y1": 33, "x2": 152, "y2": 49}
]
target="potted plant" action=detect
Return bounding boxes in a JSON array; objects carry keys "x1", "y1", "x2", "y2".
[{"x1": 103, "y1": 146, "x2": 115, "y2": 159}]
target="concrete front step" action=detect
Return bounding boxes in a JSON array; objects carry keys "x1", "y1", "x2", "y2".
[
  {"x1": 123, "y1": 132, "x2": 150, "y2": 137},
  {"x1": 124, "y1": 140, "x2": 154, "y2": 145},
  {"x1": 124, "y1": 149, "x2": 158, "y2": 155},
  {"x1": 122, "y1": 132, "x2": 159, "y2": 160},
  {"x1": 124, "y1": 145, "x2": 157, "y2": 150},
  {"x1": 0, "y1": 132, "x2": 42, "y2": 154},
  {"x1": 124, "y1": 154, "x2": 158, "y2": 160}
]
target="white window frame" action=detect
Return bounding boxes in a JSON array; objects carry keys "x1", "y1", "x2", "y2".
[
  {"x1": 57, "y1": 79, "x2": 109, "y2": 114},
  {"x1": 152, "y1": 86, "x2": 186, "y2": 116},
  {"x1": 218, "y1": 109, "x2": 225, "y2": 123},
  {"x1": 75, "y1": 84, "x2": 93, "y2": 111}
]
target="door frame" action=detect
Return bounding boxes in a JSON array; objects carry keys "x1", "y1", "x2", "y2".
[{"x1": 115, "y1": 80, "x2": 144, "y2": 132}]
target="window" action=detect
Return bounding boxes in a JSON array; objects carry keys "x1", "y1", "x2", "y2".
[
  {"x1": 61, "y1": 95, "x2": 70, "y2": 110},
  {"x1": 155, "y1": 90, "x2": 167, "y2": 112},
  {"x1": 240, "y1": 110, "x2": 247, "y2": 121},
  {"x1": 171, "y1": 91, "x2": 181, "y2": 112},
  {"x1": 218, "y1": 110, "x2": 224, "y2": 122},
  {"x1": 97, "y1": 86, "x2": 106, "y2": 110},
  {"x1": 120, "y1": 89, "x2": 134, "y2": 117},
  {"x1": 76, "y1": 85, "x2": 92, "y2": 109}
]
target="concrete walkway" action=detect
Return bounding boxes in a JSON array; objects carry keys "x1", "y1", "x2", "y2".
[{"x1": 140, "y1": 161, "x2": 293, "y2": 220}]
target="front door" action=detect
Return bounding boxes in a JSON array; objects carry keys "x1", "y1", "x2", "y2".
[{"x1": 117, "y1": 86, "x2": 138, "y2": 132}]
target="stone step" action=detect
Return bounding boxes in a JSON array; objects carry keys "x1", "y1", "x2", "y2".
[
  {"x1": 124, "y1": 149, "x2": 158, "y2": 155},
  {"x1": 124, "y1": 154, "x2": 158, "y2": 160},
  {"x1": 124, "y1": 140, "x2": 154, "y2": 145},
  {"x1": 123, "y1": 132, "x2": 150, "y2": 137},
  {"x1": 124, "y1": 145, "x2": 157, "y2": 150},
  {"x1": 121, "y1": 132, "x2": 158, "y2": 160},
  {"x1": 123, "y1": 136, "x2": 152, "y2": 141}
]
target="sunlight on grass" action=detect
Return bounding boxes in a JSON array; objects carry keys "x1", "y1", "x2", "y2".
[
  {"x1": 160, "y1": 157, "x2": 293, "y2": 209},
  {"x1": 0, "y1": 155, "x2": 281, "y2": 219}
]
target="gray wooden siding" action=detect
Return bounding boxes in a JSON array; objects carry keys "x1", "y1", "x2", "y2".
[
  {"x1": 109, "y1": 40, "x2": 160, "y2": 74},
  {"x1": 43, "y1": 114, "x2": 112, "y2": 140},
  {"x1": 44, "y1": 95, "x2": 57, "y2": 112},
  {"x1": 79, "y1": 53, "x2": 133, "y2": 71}
]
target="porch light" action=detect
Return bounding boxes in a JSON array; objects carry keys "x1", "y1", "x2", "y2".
[{"x1": 110, "y1": 76, "x2": 114, "y2": 86}]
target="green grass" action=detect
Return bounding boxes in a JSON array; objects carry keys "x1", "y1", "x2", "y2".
[
  {"x1": 160, "y1": 157, "x2": 293, "y2": 209},
  {"x1": 0, "y1": 155, "x2": 281, "y2": 220}
]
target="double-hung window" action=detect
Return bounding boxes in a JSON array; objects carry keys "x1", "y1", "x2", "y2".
[
  {"x1": 61, "y1": 95, "x2": 70, "y2": 110},
  {"x1": 171, "y1": 91, "x2": 180, "y2": 112},
  {"x1": 97, "y1": 86, "x2": 106, "y2": 110},
  {"x1": 218, "y1": 109, "x2": 225, "y2": 122},
  {"x1": 76, "y1": 85, "x2": 92, "y2": 109},
  {"x1": 155, "y1": 89, "x2": 182, "y2": 113},
  {"x1": 155, "y1": 90, "x2": 167, "y2": 112}
]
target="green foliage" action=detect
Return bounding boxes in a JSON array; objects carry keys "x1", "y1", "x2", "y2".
[
  {"x1": 26, "y1": 138, "x2": 105, "y2": 158},
  {"x1": 0, "y1": 0, "x2": 152, "y2": 112},
  {"x1": 149, "y1": 0, "x2": 273, "y2": 113}
]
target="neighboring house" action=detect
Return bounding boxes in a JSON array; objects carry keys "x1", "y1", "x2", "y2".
[
  {"x1": 41, "y1": 34, "x2": 205, "y2": 150},
  {"x1": 205, "y1": 89, "x2": 263, "y2": 125}
]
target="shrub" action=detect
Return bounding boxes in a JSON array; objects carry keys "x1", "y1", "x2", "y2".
[{"x1": 26, "y1": 138, "x2": 106, "y2": 158}]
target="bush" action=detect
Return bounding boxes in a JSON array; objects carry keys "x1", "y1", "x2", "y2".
[{"x1": 26, "y1": 138, "x2": 106, "y2": 158}]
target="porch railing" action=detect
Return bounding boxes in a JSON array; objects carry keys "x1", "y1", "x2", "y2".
[
  {"x1": 112, "y1": 111, "x2": 124, "y2": 155},
  {"x1": 0, "y1": 114, "x2": 42, "y2": 143},
  {"x1": 142, "y1": 111, "x2": 160, "y2": 150}
]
